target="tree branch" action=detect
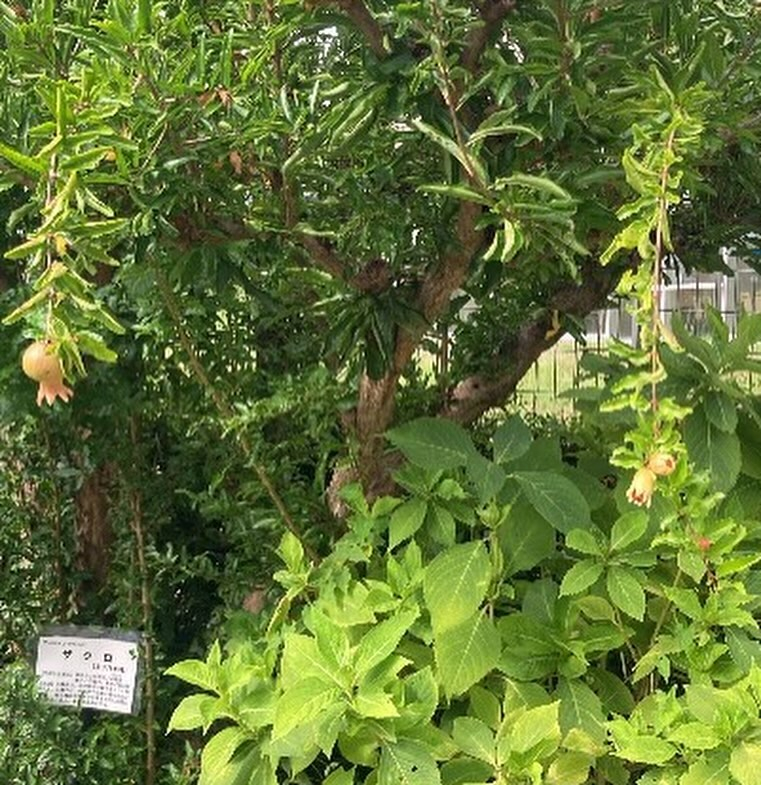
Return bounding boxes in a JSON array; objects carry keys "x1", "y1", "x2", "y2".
[
  {"x1": 441, "y1": 257, "x2": 634, "y2": 424},
  {"x1": 311, "y1": 0, "x2": 389, "y2": 59},
  {"x1": 461, "y1": 0, "x2": 517, "y2": 73}
]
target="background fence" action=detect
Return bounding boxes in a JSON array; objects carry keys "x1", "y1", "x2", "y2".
[{"x1": 514, "y1": 251, "x2": 761, "y2": 416}]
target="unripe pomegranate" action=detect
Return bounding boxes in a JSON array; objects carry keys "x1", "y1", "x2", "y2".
[{"x1": 21, "y1": 341, "x2": 73, "y2": 406}]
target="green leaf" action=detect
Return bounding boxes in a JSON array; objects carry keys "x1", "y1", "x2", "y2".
[
  {"x1": 273, "y1": 678, "x2": 341, "y2": 740},
  {"x1": 606, "y1": 566, "x2": 645, "y2": 620},
  {"x1": 667, "y1": 722, "x2": 721, "y2": 750},
  {"x1": 418, "y1": 182, "x2": 492, "y2": 206},
  {"x1": 704, "y1": 390, "x2": 737, "y2": 432},
  {"x1": 199, "y1": 727, "x2": 253, "y2": 785},
  {"x1": 378, "y1": 739, "x2": 441, "y2": 785},
  {"x1": 508, "y1": 701, "x2": 561, "y2": 756},
  {"x1": 281, "y1": 633, "x2": 343, "y2": 689},
  {"x1": 435, "y1": 612, "x2": 501, "y2": 697},
  {"x1": 0, "y1": 140, "x2": 45, "y2": 174},
  {"x1": 354, "y1": 607, "x2": 419, "y2": 677},
  {"x1": 546, "y1": 751, "x2": 592, "y2": 785},
  {"x1": 1, "y1": 288, "x2": 50, "y2": 324},
  {"x1": 730, "y1": 743, "x2": 761, "y2": 785},
  {"x1": 164, "y1": 659, "x2": 216, "y2": 692},
  {"x1": 389, "y1": 498, "x2": 428, "y2": 549},
  {"x1": 76, "y1": 331, "x2": 118, "y2": 362},
  {"x1": 452, "y1": 716, "x2": 495, "y2": 763},
  {"x1": 387, "y1": 417, "x2": 475, "y2": 471},
  {"x1": 466, "y1": 452, "x2": 507, "y2": 503},
  {"x1": 611, "y1": 734, "x2": 676, "y2": 765},
  {"x1": 560, "y1": 560, "x2": 604, "y2": 596},
  {"x1": 493, "y1": 416, "x2": 532, "y2": 464},
  {"x1": 167, "y1": 693, "x2": 218, "y2": 732},
  {"x1": 557, "y1": 679, "x2": 606, "y2": 748},
  {"x1": 680, "y1": 753, "x2": 730, "y2": 785},
  {"x1": 500, "y1": 498, "x2": 557, "y2": 576},
  {"x1": 609, "y1": 510, "x2": 649, "y2": 552},
  {"x1": 565, "y1": 528, "x2": 603, "y2": 556},
  {"x1": 324, "y1": 767, "x2": 355, "y2": 785},
  {"x1": 513, "y1": 471, "x2": 591, "y2": 533},
  {"x1": 424, "y1": 542, "x2": 491, "y2": 633},
  {"x1": 684, "y1": 407, "x2": 741, "y2": 493}
]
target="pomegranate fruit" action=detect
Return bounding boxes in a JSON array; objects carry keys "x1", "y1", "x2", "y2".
[{"x1": 21, "y1": 341, "x2": 73, "y2": 406}]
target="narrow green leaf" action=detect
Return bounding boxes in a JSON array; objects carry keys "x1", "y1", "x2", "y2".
[{"x1": 0, "y1": 140, "x2": 45, "y2": 174}]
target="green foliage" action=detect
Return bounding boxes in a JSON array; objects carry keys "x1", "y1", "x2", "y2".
[{"x1": 168, "y1": 384, "x2": 761, "y2": 783}]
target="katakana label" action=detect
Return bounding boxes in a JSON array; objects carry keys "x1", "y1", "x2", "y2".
[{"x1": 34, "y1": 626, "x2": 141, "y2": 715}]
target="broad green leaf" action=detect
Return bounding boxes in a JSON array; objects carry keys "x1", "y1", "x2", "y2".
[
  {"x1": 680, "y1": 753, "x2": 731, "y2": 785},
  {"x1": 588, "y1": 669, "x2": 635, "y2": 715},
  {"x1": 607, "y1": 566, "x2": 645, "y2": 620},
  {"x1": 273, "y1": 678, "x2": 341, "y2": 739},
  {"x1": 387, "y1": 417, "x2": 475, "y2": 471},
  {"x1": 424, "y1": 542, "x2": 491, "y2": 633},
  {"x1": 609, "y1": 510, "x2": 649, "y2": 552},
  {"x1": 452, "y1": 716, "x2": 495, "y2": 763},
  {"x1": 557, "y1": 679, "x2": 606, "y2": 749},
  {"x1": 378, "y1": 739, "x2": 441, "y2": 785},
  {"x1": 324, "y1": 768, "x2": 355, "y2": 785},
  {"x1": 389, "y1": 498, "x2": 428, "y2": 549},
  {"x1": 493, "y1": 416, "x2": 532, "y2": 464},
  {"x1": 513, "y1": 471, "x2": 591, "y2": 533},
  {"x1": 354, "y1": 607, "x2": 419, "y2": 677},
  {"x1": 546, "y1": 751, "x2": 593, "y2": 785},
  {"x1": 281, "y1": 633, "x2": 343, "y2": 689},
  {"x1": 354, "y1": 686, "x2": 399, "y2": 718},
  {"x1": 167, "y1": 693, "x2": 218, "y2": 732},
  {"x1": 466, "y1": 452, "x2": 507, "y2": 503},
  {"x1": 667, "y1": 722, "x2": 721, "y2": 750},
  {"x1": 565, "y1": 528, "x2": 603, "y2": 556},
  {"x1": 684, "y1": 407, "x2": 741, "y2": 493},
  {"x1": 199, "y1": 727, "x2": 254, "y2": 785},
  {"x1": 730, "y1": 742, "x2": 761, "y2": 785},
  {"x1": 164, "y1": 659, "x2": 216, "y2": 691},
  {"x1": 704, "y1": 390, "x2": 737, "y2": 432},
  {"x1": 498, "y1": 614, "x2": 560, "y2": 680},
  {"x1": 500, "y1": 497, "x2": 557, "y2": 576},
  {"x1": 435, "y1": 612, "x2": 501, "y2": 697},
  {"x1": 611, "y1": 734, "x2": 676, "y2": 765},
  {"x1": 560, "y1": 560, "x2": 604, "y2": 596},
  {"x1": 508, "y1": 701, "x2": 561, "y2": 756}
]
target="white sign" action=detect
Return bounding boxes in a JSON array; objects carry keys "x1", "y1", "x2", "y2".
[{"x1": 35, "y1": 626, "x2": 141, "y2": 714}]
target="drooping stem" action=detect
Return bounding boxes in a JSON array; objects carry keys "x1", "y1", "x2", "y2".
[{"x1": 650, "y1": 128, "x2": 677, "y2": 420}]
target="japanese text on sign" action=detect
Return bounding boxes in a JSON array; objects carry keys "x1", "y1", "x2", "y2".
[{"x1": 35, "y1": 627, "x2": 140, "y2": 715}]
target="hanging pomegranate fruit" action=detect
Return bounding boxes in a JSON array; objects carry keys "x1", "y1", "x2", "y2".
[{"x1": 21, "y1": 340, "x2": 74, "y2": 406}]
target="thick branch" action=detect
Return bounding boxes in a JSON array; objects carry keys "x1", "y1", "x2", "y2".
[
  {"x1": 311, "y1": 0, "x2": 389, "y2": 59},
  {"x1": 394, "y1": 199, "x2": 484, "y2": 370},
  {"x1": 442, "y1": 258, "x2": 634, "y2": 425},
  {"x1": 461, "y1": 0, "x2": 517, "y2": 73}
]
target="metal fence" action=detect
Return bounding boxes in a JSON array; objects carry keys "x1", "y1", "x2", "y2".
[{"x1": 514, "y1": 252, "x2": 761, "y2": 416}]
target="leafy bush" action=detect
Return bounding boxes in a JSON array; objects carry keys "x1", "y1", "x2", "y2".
[{"x1": 166, "y1": 381, "x2": 761, "y2": 784}]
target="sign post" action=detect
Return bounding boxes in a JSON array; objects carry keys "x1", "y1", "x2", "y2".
[{"x1": 34, "y1": 625, "x2": 141, "y2": 715}]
